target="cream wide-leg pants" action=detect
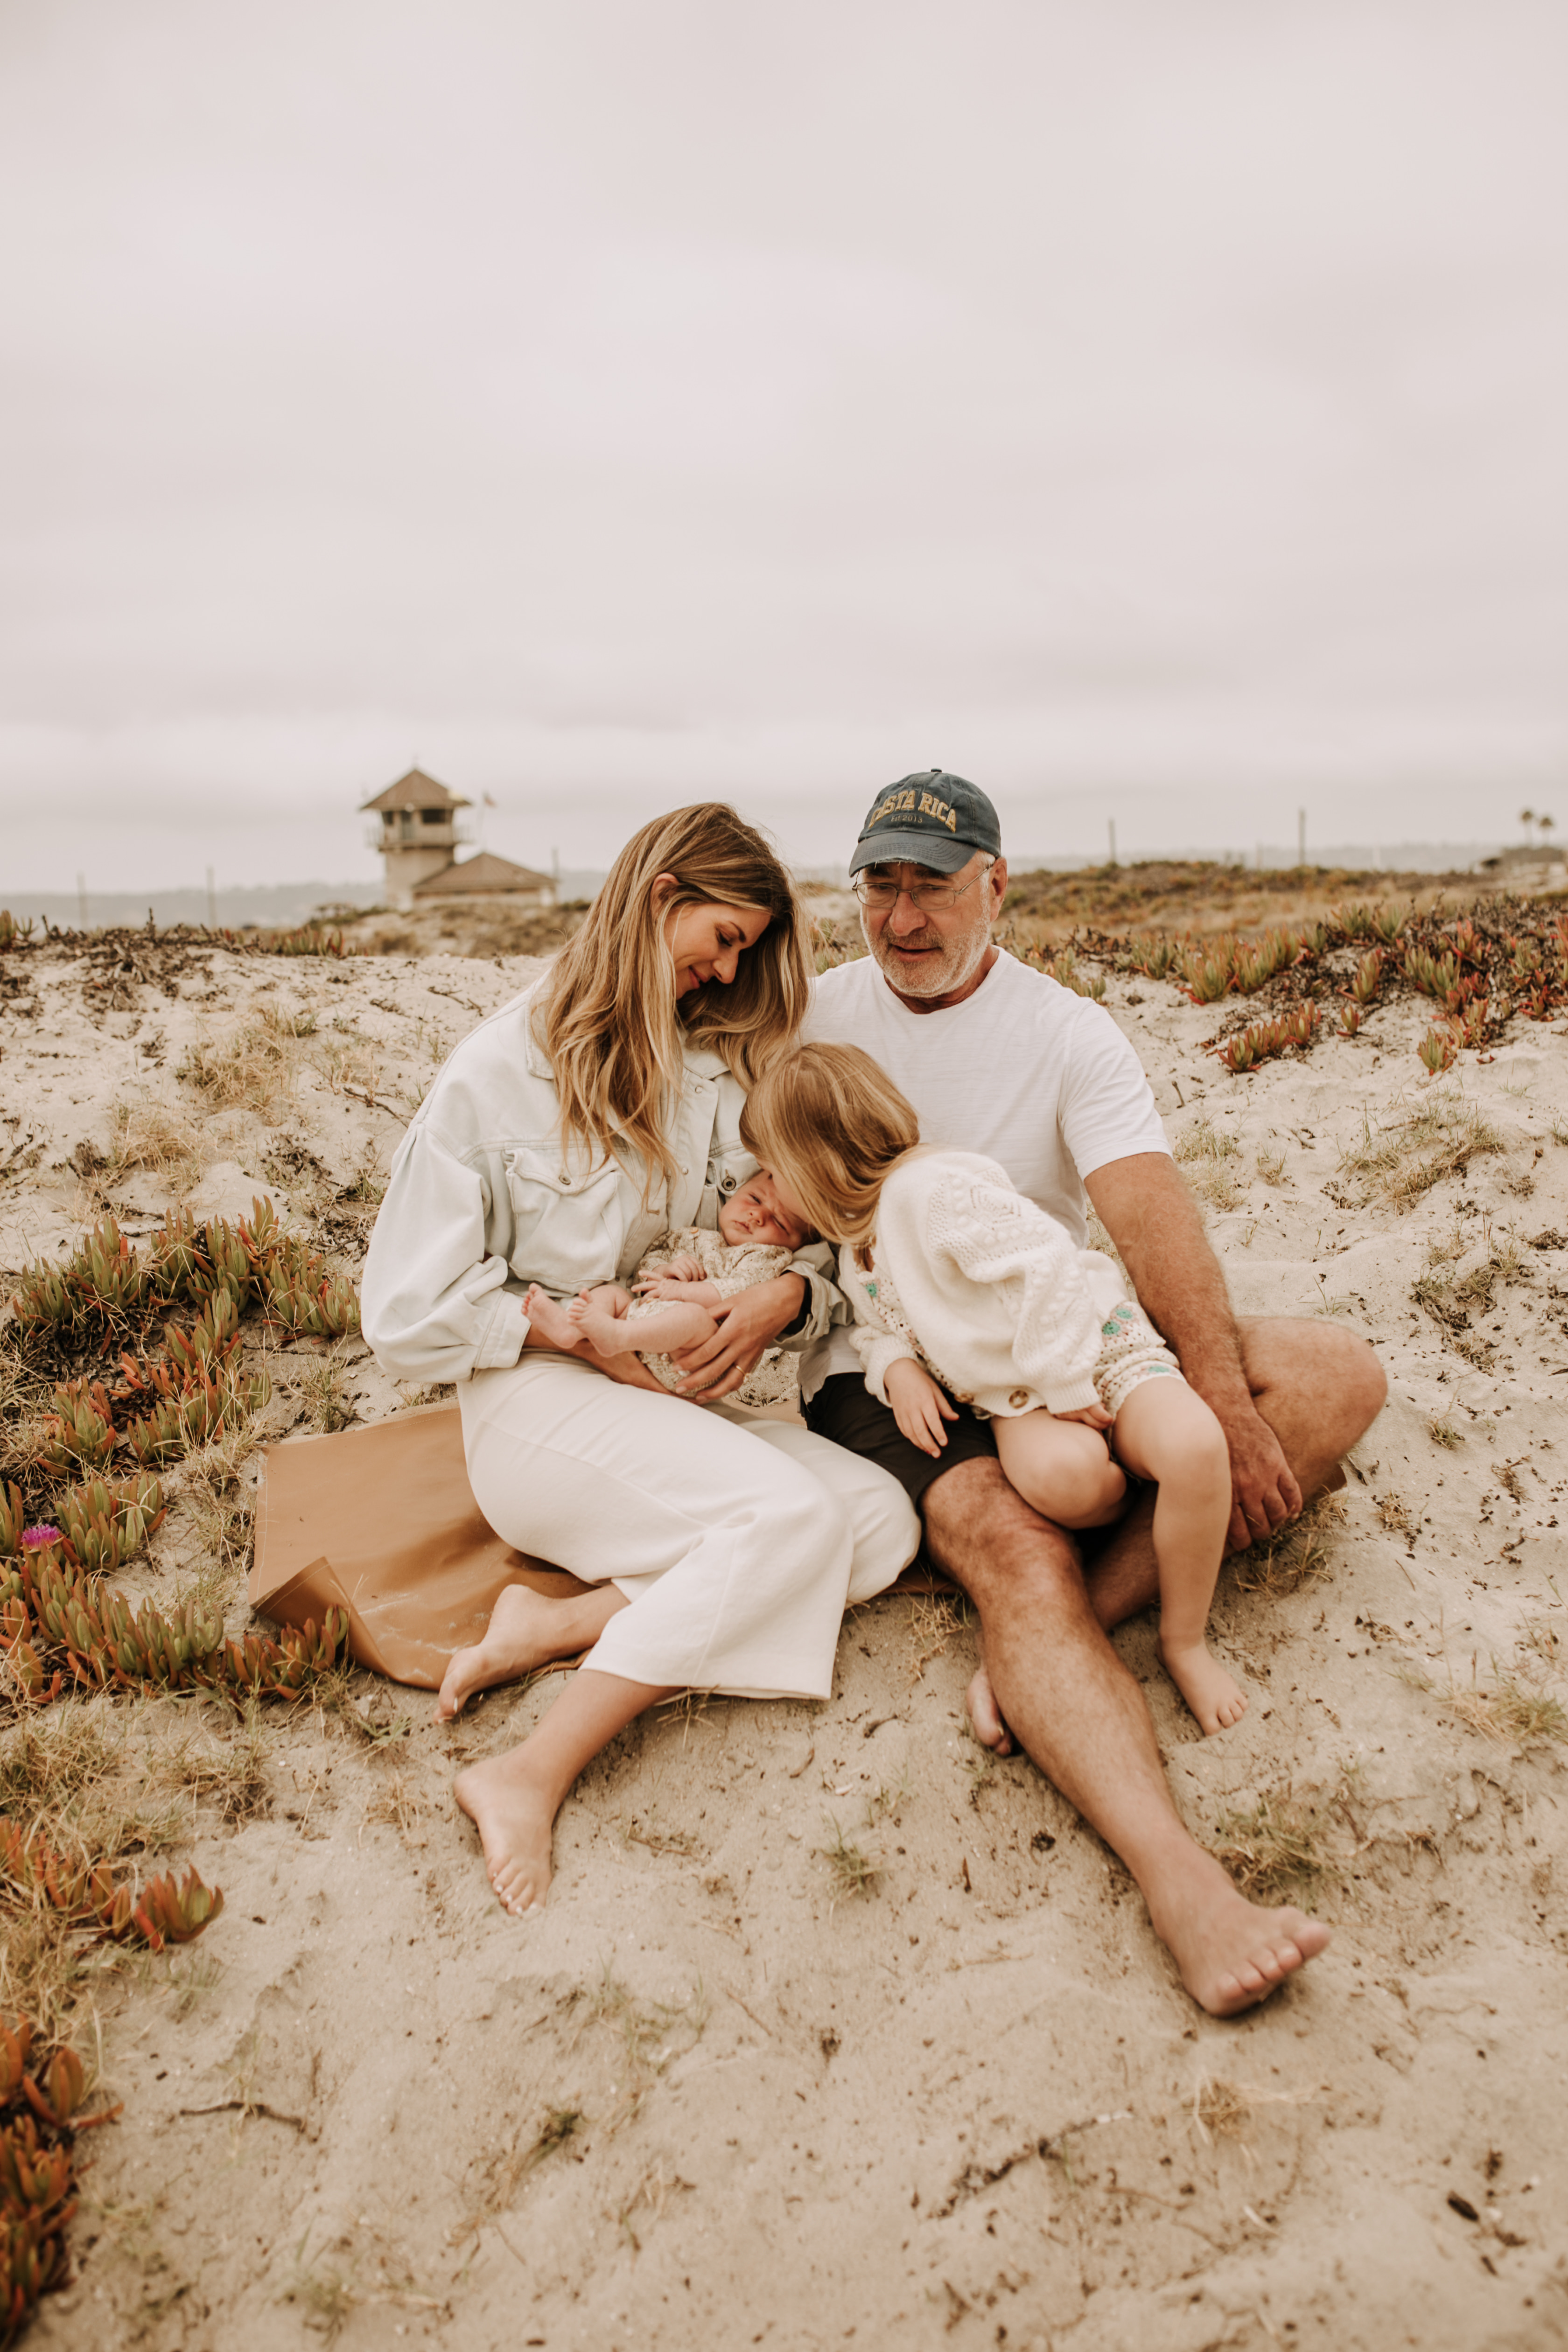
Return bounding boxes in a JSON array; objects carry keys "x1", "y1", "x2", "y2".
[{"x1": 459, "y1": 1354, "x2": 921, "y2": 1701}]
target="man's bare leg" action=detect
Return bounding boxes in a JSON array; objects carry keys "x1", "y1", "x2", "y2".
[
  {"x1": 926, "y1": 1456, "x2": 1330, "y2": 2015},
  {"x1": 436, "y1": 1584, "x2": 628, "y2": 1721},
  {"x1": 969, "y1": 1316, "x2": 1387, "y2": 1741},
  {"x1": 455, "y1": 1666, "x2": 674, "y2": 1914}
]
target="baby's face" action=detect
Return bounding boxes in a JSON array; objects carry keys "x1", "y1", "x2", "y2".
[{"x1": 719, "y1": 1169, "x2": 812, "y2": 1252}]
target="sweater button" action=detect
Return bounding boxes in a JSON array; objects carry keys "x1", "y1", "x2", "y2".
[{"x1": 1009, "y1": 1387, "x2": 1029, "y2": 1409}]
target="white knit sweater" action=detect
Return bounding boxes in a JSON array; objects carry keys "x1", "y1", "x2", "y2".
[{"x1": 841, "y1": 1149, "x2": 1132, "y2": 1418}]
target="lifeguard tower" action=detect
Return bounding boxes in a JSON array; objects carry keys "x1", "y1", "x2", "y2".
[
  {"x1": 362, "y1": 768, "x2": 471, "y2": 909},
  {"x1": 360, "y1": 767, "x2": 557, "y2": 912}
]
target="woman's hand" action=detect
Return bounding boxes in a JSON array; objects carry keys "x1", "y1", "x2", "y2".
[
  {"x1": 885, "y1": 1359, "x2": 958, "y2": 1456},
  {"x1": 669, "y1": 1273, "x2": 805, "y2": 1403}
]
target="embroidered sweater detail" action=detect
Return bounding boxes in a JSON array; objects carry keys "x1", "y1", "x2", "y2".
[{"x1": 843, "y1": 1149, "x2": 1133, "y2": 1417}]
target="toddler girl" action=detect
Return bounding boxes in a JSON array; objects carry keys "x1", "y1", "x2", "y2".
[{"x1": 741, "y1": 1043, "x2": 1246, "y2": 1736}]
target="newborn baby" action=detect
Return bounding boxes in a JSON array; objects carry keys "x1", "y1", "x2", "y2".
[{"x1": 523, "y1": 1169, "x2": 811, "y2": 1393}]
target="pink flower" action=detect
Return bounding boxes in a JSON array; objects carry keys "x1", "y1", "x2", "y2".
[{"x1": 20, "y1": 1526, "x2": 62, "y2": 1550}]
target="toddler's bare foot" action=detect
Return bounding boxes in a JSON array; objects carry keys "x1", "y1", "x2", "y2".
[
  {"x1": 522, "y1": 1283, "x2": 583, "y2": 1351},
  {"x1": 454, "y1": 1751, "x2": 555, "y2": 1914},
  {"x1": 966, "y1": 1663, "x2": 1015, "y2": 1756},
  {"x1": 437, "y1": 1585, "x2": 573, "y2": 1721},
  {"x1": 1160, "y1": 1634, "x2": 1249, "y2": 1735}
]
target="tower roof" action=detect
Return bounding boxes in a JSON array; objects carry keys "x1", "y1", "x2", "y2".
[
  {"x1": 411, "y1": 851, "x2": 555, "y2": 898},
  {"x1": 359, "y1": 766, "x2": 470, "y2": 815}
]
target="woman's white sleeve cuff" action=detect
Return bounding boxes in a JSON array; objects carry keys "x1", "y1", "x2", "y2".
[{"x1": 474, "y1": 1293, "x2": 529, "y2": 1371}]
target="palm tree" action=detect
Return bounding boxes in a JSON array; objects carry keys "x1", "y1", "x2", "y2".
[
  {"x1": 1540, "y1": 813, "x2": 1556, "y2": 848},
  {"x1": 1520, "y1": 806, "x2": 1536, "y2": 842}
]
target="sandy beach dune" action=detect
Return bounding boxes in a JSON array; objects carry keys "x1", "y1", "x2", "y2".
[{"x1": 0, "y1": 922, "x2": 1564, "y2": 2351}]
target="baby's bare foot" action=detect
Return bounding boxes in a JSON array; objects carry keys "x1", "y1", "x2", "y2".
[
  {"x1": 522, "y1": 1283, "x2": 582, "y2": 1351},
  {"x1": 454, "y1": 1753, "x2": 554, "y2": 1915},
  {"x1": 965, "y1": 1663, "x2": 1015, "y2": 1756},
  {"x1": 1161, "y1": 1634, "x2": 1249, "y2": 1736}
]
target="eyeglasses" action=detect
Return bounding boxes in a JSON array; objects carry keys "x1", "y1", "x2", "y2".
[{"x1": 852, "y1": 868, "x2": 990, "y2": 913}]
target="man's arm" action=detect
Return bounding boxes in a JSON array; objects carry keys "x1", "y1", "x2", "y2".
[{"x1": 1085, "y1": 1153, "x2": 1301, "y2": 1548}]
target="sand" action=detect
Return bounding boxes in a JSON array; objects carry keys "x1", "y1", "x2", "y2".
[{"x1": 1, "y1": 927, "x2": 1565, "y2": 2351}]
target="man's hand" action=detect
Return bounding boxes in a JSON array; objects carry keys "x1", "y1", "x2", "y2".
[
  {"x1": 669, "y1": 1272, "x2": 805, "y2": 1404},
  {"x1": 885, "y1": 1358, "x2": 958, "y2": 1456},
  {"x1": 1217, "y1": 1396, "x2": 1302, "y2": 1552}
]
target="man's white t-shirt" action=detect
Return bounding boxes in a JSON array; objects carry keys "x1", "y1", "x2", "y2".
[{"x1": 798, "y1": 948, "x2": 1171, "y2": 1400}]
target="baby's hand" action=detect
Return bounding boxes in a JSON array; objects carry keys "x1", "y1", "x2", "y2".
[
  {"x1": 885, "y1": 1358, "x2": 959, "y2": 1457},
  {"x1": 1057, "y1": 1402, "x2": 1112, "y2": 1430},
  {"x1": 665, "y1": 1251, "x2": 706, "y2": 1284},
  {"x1": 635, "y1": 1273, "x2": 700, "y2": 1300}
]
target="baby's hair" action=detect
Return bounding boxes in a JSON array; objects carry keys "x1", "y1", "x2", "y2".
[{"x1": 741, "y1": 1043, "x2": 920, "y2": 1248}]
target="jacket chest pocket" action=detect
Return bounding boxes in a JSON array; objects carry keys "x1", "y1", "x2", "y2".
[{"x1": 503, "y1": 1147, "x2": 627, "y2": 1297}]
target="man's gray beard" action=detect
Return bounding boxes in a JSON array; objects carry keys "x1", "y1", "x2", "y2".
[{"x1": 864, "y1": 914, "x2": 994, "y2": 999}]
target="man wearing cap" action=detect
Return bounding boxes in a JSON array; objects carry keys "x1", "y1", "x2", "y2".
[{"x1": 782, "y1": 770, "x2": 1383, "y2": 2014}]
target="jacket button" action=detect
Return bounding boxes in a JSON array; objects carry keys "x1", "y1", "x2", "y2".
[
  {"x1": 558, "y1": 1170, "x2": 570, "y2": 1185},
  {"x1": 1009, "y1": 1387, "x2": 1029, "y2": 1409}
]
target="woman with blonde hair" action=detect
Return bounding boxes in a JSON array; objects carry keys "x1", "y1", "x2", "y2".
[{"x1": 362, "y1": 805, "x2": 918, "y2": 1914}]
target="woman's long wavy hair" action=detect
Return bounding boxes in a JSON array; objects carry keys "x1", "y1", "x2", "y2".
[
  {"x1": 741, "y1": 1043, "x2": 921, "y2": 1257},
  {"x1": 535, "y1": 803, "x2": 810, "y2": 1196}
]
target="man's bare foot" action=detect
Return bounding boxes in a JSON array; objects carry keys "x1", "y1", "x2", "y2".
[
  {"x1": 522, "y1": 1283, "x2": 584, "y2": 1350},
  {"x1": 454, "y1": 1751, "x2": 555, "y2": 1915},
  {"x1": 436, "y1": 1585, "x2": 577, "y2": 1722},
  {"x1": 1152, "y1": 1855, "x2": 1330, "y2": 2016},
  {"x1": 1159, "y1": 1635, "x2": 1249, "y2": 1735},
  {"x1": 966, "y1": 1663, "x2": 1015, "y2": 1756}
]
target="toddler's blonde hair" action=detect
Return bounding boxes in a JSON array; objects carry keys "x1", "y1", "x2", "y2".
[{"x1": 741, "y1": 1043, "x2": 920, "y2": 1251}]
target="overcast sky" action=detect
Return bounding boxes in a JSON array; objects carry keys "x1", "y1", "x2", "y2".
[{"x1": 2, "y1": 0, "x2": 1564, "y2": 890}]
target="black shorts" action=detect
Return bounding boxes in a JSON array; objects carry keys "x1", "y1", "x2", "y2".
[{"x1": 803, "y1": 1371, "x2": 998, "y2": 1509}]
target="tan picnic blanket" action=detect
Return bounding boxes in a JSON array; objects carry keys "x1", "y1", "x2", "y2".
[
  {"x1": 250, "y1": 1397, "x2": 947, "y2": 1692},
  {"x1": 249, "y1": 1402, "x2": 589, "y2": 1689}
]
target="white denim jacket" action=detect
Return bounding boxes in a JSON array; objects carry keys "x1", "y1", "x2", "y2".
[{"x1": 361, "y1": 980, "x2": 837, "y2": 1386}]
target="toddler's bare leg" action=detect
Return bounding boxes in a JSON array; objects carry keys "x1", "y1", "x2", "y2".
[
  {"x1": 1113, "y1": 1381, "x2": 1244, "y2": 1735},
  {"x1": 993, "y1": 1409, "x2": 1127, "y2": 1530}
]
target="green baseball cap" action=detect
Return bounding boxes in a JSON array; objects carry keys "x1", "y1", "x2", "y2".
[{"x1": 848, "y1": 769, "x2": 1002, "y2": 876}]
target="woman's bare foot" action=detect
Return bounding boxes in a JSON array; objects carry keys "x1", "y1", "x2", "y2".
[
  {"x1": 966, "y1": 1663, "x2": 1015, "y2": 1756},
  {"x1": 436, "y1": 1584, "x2": 591, "y2": 1722},
  {"x1": 1150, "y1": 1852, "x2": 1330, "y2": 2015},
  {"x1": 1160, "y1": 1634, "x2": 1248, "y2": 1735},
  {"x1": 522, "y1": 1283, "x2": 585, "y2": 1350},
  {"x1": 454, "y1": 1751, "x2": 556, "y2": 1915}
]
